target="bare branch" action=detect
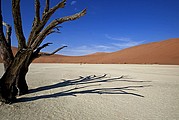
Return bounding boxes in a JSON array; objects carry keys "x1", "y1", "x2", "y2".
[
  {"x1": 31, "y1": 9, "x2": 87, "y2": 49},
  {"x1": 46, "y1": 29, "x2": 56, "y2": 35},
  {"x1": 34, "y1": 0, "x2": 41, "y2": 26},
  {"x1": 40, "y1": 46, "x2": 67, "y2": 56},
  {"x1": 27, "y1": 0, "x2": 66, "y2": 47},
  {"x1": 30, "y1": 42, "x2": 52, "y2": 61},
  {"x1": 54, "y1": 25, "x2": 62, "y2": 31},
  {"x1": 27, "y1": 0, "x2": 41, "y2": 46},
  {"x1": 0, "y1": 7, "x2": 14, "y2": 70},
  {"x1": 0, "y1": 8, "x2": 7, "y2": 47},
  {"x1": 32, "y1": 45, "x2": 67, "y2": 60},
  {"x1": 46, "y1": 25, "x2": 62, "y2": 35},
  {"x1": 12, "y1": 0, "x2": 26, "y2": 49},
  {"x1": 42, "y1": 0, "x2": 66, "y2": 21},
  {"x1": 43, "y1": 0, "x2": 50, "y2": 15},
  {"x1": 2, "y1": 21, "x2": 12, "y2": 46},
  {"x1": 46, "y1": 29, "x2": 61, "y2": 36},
  {"x1": 0, "y1": 13, "x2": 6, "y2": 44},
  {"x1": 34, "y1": 42, "x2": 52, "y2": 55}
]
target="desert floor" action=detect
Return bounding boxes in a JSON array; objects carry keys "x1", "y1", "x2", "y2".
[{"x1": 0, "y1": 64, "x2": 179, "y2": 120}]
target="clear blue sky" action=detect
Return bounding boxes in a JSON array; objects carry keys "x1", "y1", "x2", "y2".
[{"x1": 2, "y1": 0, "x2": 179, "y2": 56}]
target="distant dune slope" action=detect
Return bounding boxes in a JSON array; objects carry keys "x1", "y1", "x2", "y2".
[
  {"x1": 105, "y1": 38, "x2": 179, "y2": 64},
  {"x1": 0, "y1": 38, "x2": 179, "y2": 64}
]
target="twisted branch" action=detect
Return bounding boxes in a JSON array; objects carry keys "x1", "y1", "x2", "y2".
[
  {"x1": 27, "y1": 0, "x2": 66, "y2": 47},
  {"x1": 40, "y1": 45, "x2": 67, "y2": 56},
  {"x1": 0, "y1": 7, "x2": 14, "y2": 70},
  {"x1": 12, "y1": 0, "x2": 26, "y2": 49},
  {"x1": 43, "y1": 0, "x2": 50, "y2": 15},
  {"x1": 31, "y1": 9, "x2": 86, "y2": 49},
  {"x1": 2, "y1": 21, "x2": 12, "y2": 47},
  {"x1": 33, "y1": 0, "x2": 40, "y2": 26},
  {"x1": 42, "y1": 0, "x2": 66, "y2": 21},
  {"x1": 32, "y1": 43, "x2": 67, "y2": 60},
  {"x1": 34, "y1": 42, "x2": 52, "y2": 55}
]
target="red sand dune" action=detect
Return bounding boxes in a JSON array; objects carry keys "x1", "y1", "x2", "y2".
[{"x1": 0, "y1": 38, "x2": 179, "y2": 65}]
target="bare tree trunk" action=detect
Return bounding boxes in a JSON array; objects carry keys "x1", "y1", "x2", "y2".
[
  {"x1": 0, "y1": 0, "x2": 86, "y2": 103},
  {"x1": 0, "y1": 49, "x2": 32, "y2": 103},
  {"x1": 15, "y1": 65, "x2": 29, "y2": 95}
]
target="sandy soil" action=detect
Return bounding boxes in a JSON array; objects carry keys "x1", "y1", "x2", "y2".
[{"x1": 0, "y1": 64, "x2": 179, "y2": 120}]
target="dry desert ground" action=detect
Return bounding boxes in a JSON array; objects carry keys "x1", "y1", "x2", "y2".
[{"x1": 0, "y1": 63, "x2": 179, "y2": 120}]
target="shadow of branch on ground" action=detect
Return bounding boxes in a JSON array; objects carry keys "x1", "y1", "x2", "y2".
[{"x1": 16, "y1": 74, "x2": 152, "y2": 103}]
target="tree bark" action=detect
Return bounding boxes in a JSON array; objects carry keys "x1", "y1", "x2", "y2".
[
  {"x1": 15, "y1": 65, "x2": 29, "y2": 96},
  {"x1": 0, "y1": 49, "x2": 33, "y2": 103},
  {"x1": 0, "y1": 0, "x2": 86, "y2": 104}
]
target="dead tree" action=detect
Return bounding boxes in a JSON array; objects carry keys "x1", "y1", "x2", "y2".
[{"x1": 0, "y1": 0, "x2": 86, "y2": 103}]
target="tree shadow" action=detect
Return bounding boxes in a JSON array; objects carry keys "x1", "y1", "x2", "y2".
[{"x1": 16, "y1": 74, "x2": 152, "y2": 103}]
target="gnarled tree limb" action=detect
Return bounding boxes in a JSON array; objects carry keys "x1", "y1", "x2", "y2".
[
  {"x1": 33, "y1": 0, "x2": 40, "y2": 27},
  {"x1": 0, "y1": 5, "x2": 14, "y2": 70},
  {"x1": 31, "y1": 42, "x2": 52, "y2": 60},
  {"x1": 34, "y1": 42, "x2": 52, "y2": 55},
  {"x1": 39, "y1": 45, "x2": 67, "y2": 57},
  {"x1": 27, "y1": 0, "x2": 41, "y2": 46},
  {"x1": 42, "y1": 0, "x2": 66, "y2": 21},
  {"x1": 0, "y1": 0, "x2": 87, "y2": 103},
  {"x1": 43, "y1": 0, "x2": 50, "y2": 15},
  {"x1": 27, "y1": 0, "x2": 66, "y2": 47},
  {"x1": 2, "y1": 21, "x2": 12, "y2": 47},
  {"x1": 31, "y1": 9, "x2": 86, "y2": 49},
  {"x1": 32, "y1": 45, "x2": 67, "y2": 60},
  {"x1": 12, "y1": 0, "x2": 26, "y2": 49}
]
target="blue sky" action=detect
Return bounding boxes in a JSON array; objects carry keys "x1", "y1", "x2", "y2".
[{"x1": 2, "y1": 0, "x2": 179, "y2": 56}]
